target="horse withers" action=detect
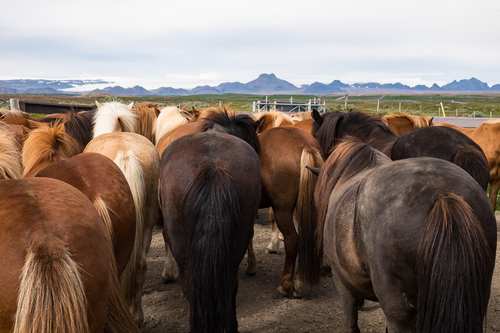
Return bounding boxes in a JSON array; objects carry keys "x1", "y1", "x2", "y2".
[{"x1": 301, "y1": 139, "x2": 497, "y2": 333}]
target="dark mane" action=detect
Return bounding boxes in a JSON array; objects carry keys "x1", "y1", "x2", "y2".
[
  {"x1": 63, "y1": 111, "x2": 94, "y2": 150},
  {"x1": 312, "y1": 110, "x2": 397, "y2": 157},
  {"x1": 198, "y1": 108, "x2": 261, "y2": 153},
  {"x1": 314, "y1": 139, "x2": 383, "y2": 253}
]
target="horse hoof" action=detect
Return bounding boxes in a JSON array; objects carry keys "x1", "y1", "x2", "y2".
[
  {"x1": 274, "y1": 286, "x2": 291, "y2": 299},
  {"x1": 161, "y1": 273, "x2": 175, "y2": 284},
  {"x1": 245, "y1": 268, "x2": 256, "y2": 276},
  {"x1": 266, "y1": 248, "x2": 277, "y2": 254}
]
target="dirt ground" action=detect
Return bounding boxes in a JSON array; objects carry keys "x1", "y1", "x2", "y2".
[{"x1": 141, "y1": 209, "x2": 500, "y2": 332}]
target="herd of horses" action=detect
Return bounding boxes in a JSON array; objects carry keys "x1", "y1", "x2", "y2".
[{"x1": 0, "y1": 102, "x2": 497, "y2": 332}]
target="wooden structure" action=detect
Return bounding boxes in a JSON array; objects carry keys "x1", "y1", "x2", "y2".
[{"x1": 9, "y1": 98, "x2": 94, "y2": 114}]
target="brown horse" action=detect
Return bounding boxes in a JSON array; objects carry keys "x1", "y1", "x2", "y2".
[
  {"x1": 302, "y1": 139, "x2": 497, "y2": 332},
  {"x1": 436, "y1": 120, "x2": 500, "y2": 210},
  {"x1": 159, "y1": 108, "x2": 263, "y2": 283},
  {"x1": 383, "y1": 113, "x2": 434, "y2": 135},
  {"x1": 86, "y1": 102, "x2": 160, "y2": 326},
  {"x1": 311, "y1": 110, "x2": 490, "y2": 191},
  {"x1": 159, "y1": 127, "x2": 261, "y2": 332},
  {"x1": 22, "y1": 123, "x2": 137, "y2": 276},
  {"x1": 258, "y1": 126, "x2": 324, "y2": 297},
  {"x1": 0, "y1": 178, "x2": 140, "y2": 333}
]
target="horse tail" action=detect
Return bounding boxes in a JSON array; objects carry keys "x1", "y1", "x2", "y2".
[
  {"x1": 297, "y1": 146, "x2": 324, "y2": 286},
  {"x1": 417, "y1": 193, "x2": 493, "y2": 333},
  {"x1": 186, "y1": 162, "x2": 240, "y2": 332},
  {"x1": 114, "y1": 150, "x2": 146, "y2": 317},
  {"x1": 13, "y1": 238, "x2": 90, "y2": 333},
  {"x1": 453, "y1": 145, "x2": 490, "y2": 191}
]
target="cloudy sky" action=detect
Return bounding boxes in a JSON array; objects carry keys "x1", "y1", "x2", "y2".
[{"x1": 1, "y1": 0, "x2": 499, "y2": 90}]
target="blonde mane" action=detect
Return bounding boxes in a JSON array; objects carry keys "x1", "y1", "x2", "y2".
[
  {"x1": 0, "y1": 108, "x2": 30, "y2": 119},
  {"x1": 253, "y1": 110, "x2": 296, "y2": 133},
  {"x1": 22, "y1": 123, "x2": 80, "y2": 177},
  {"x1": 155, "y1": 107, "x2": 190, "y2": 145},
  {"x1": 93, "y1": 101, "x2": 137, "y2": 139},
  {"x1": 0, "y1": 130, "x2": 23, "y2": 179}
]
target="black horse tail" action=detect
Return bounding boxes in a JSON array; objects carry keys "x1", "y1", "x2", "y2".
[
  {"x1": 297, "y1": 146, "x2": 325, "y2": 288},
  {"x1": 186, "y1": 162, "x2": 240, "y2": 333},
  {"x1": 453, "y1": 145, "x2": 490, "y2": 191},
  {"x1": 417, "y1": 193, "x2": 493, "y2": 333}
]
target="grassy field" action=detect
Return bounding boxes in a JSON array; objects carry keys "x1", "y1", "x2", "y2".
[{"x1": 2, "y1": 92, "x2": 500, "y2": 118}]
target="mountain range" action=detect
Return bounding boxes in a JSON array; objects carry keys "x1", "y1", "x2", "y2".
[{"x1": 1, "y1": 75, "x2": 499, "y2": 96}]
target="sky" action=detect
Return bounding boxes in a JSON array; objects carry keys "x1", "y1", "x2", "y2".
[{"x1": 1, "y1": 0, "x2": 500, "y2": 91}]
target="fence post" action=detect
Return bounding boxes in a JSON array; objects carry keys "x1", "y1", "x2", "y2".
[
  {"x1": 399, "y1": 102, "x2": 401, "y2": 112},
  {"x1": 253, "y1": 101, "x2": 256, "y2": 112},
  {"x1": 10, "y1": 98, "x2": 19, "y2": 110},
  {"x1": 377, "y1": 99, "x2": 380, "y2": 112},
  {"x1": 344, "y1": 94, "x2": 348, "y2": 110}
]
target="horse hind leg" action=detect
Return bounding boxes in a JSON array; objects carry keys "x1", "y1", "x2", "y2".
[
  {"x1": 161, "y1": 241, "x2": 177, "y2": 283},
  {"x1": 488, "y1": 179, "x2": 500, "y2": 211},
  {"x1": 273, "y1": 208, "x2": 298, "y2": 298},
  {"x1": 266, "y1": 207, "x2": 281, "y2": 254},
  {"x1": 246, "y1": 235, "x2": 256, "y2": 276}
]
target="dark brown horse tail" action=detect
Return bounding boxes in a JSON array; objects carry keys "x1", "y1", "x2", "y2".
[
  {"x1": 453, "y1": 145, "x2": 490, "y2": 191},
  {"x1": 297, "y1": 146, "x2": 324, "y2": 287},
  {"x1": 13, "y1": 238, "x2": 90, "y2": 333},
  {"x1": 417, "y1": 193, "x2": 493, "y2": 333},
  {"x1": 186, "y1": 162, "x2": 240, "y2": 332}
]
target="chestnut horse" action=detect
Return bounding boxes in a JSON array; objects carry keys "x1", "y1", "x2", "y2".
[
  {"x1": 0, "y1": 178, "x2": 140, "y2": 333},
  {"x1": 22, "y1": 123, "x2": 136, "y2": 277},
  {"x1": 382, "y1": 113, "x2": 434, "y2": 135},
  {"x1": 86, "y1": 101, "x2": 160, "y2": 326},
  {"x1": 159, "y1": 129, "x2": 261, "y2": 332},
  {"x1": 302, "y1": 140, "x2": 496, "y2": 332},
  {"x1": 311, "y1": 110, "x2": 490, "y2": 191},
  {"x1": 436, "y1": 120, "x2": 500, "y2": 211},
  {"x1": 258, "y1": 126, "x2": 324, "y2": 298}
]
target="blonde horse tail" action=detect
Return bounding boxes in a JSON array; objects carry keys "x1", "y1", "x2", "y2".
[
  {"x1": 13, "y1": 238, "x2": 90, "y2": 333},
  {"x1": 114, "y1": 150, "x2": 146, "y2": 323},
  {"x1": 297, "y1": 147, "x2": 325, "y2": 288},
  {"x1": 93, "y1": 196, "x2": 141, "y2": 332}
]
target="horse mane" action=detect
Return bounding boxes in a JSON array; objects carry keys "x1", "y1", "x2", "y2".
[
  {"x1": 0, "y1": 108, "x2": 32, "y2": 119},
  {"x1": 62, "y1": 111, "x2": 94, "y2": 151},
  {"x1": 93, "y1": 101, "x2": 137, "y2": 138},
  {"x1": 384, "y1": 113, "x2": 433, "y2": 128},
  {"x1": 132, "y1": 103, "x2": 161, "y2": 143},
  {"x1": 291, "y1": 111, "x2": 313, "y2": 120},
  {"x1": 0, "y1": 130, "x2": 23, "y2": 179},
  {"x1": 315, "y1": 139, "x2": 389, "y2": 251},
  {"x1": 253, "y1": 110, "x2": 296, "y2": 128},
  {"x1": 312, "y1": 110, "x2": 397, "y2": 157},
  {"x1": 197, "y1": 107, "x2": 262, "y2": 153},
  {"x1": 22, "y1": 122, "x2": 80, "y2": 177},
  {"x1": 155, "y1": 107, "x2": 190, "y2": 145}
]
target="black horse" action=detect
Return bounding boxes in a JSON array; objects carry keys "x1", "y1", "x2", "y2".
[{"x1": 159, "y1": 109, "x2": 263, "y2": 332}]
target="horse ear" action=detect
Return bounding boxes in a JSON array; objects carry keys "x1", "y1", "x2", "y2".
[
  {"x1": 428, "y1": 116, "x2": 434, "y2": 125},
  {"x1": 181, "y1": 105, "x2": 187, "y2": 110},
  {"x1": 127, "y1": 102, "x2": 134, "y2": 110},
  {"x1": 95, "y1": 100, "x2": 103, "y2": 108},
  {"x1": 305, "y1": 165, "x2": 320, "y2": 176},
  {"x1": 254, "y1": 115, "x2": 266, "y2": 132},
  {"x1": 21, "y1": 125, "x2": 31, "y2": 139},
  {"x1": 312, "y1": 110, "x2": 323, "y2": 126}
]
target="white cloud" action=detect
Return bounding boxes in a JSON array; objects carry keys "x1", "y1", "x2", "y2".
[{"x1": 1, "y1": 0, "x2": 500, "y2": 88}]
